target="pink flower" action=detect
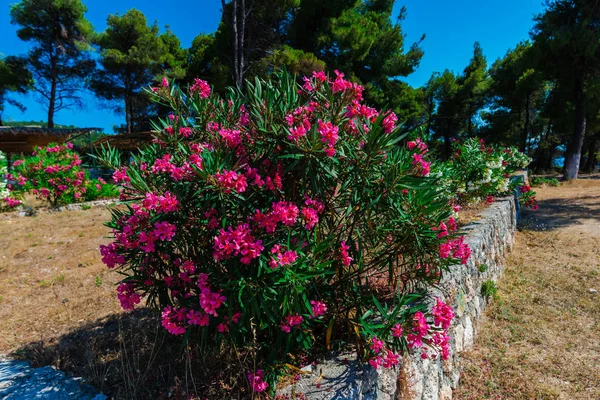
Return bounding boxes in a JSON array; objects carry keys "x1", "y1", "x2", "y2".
[
  {"x1": 248, "y1": 370, "x2": 268, "y2": 393},
  {"x1": 179, "y1": 127, "x2": 193, "y2": 138},
  {"x1": 153, "y1": 221, "x2": 177, "y2": 241},
  {"x1": 382, "y1": 112, "x2": 398, "y2": 134},
  {"x1": 301, "y1": 207, "x2": 319, "y2": 229},
  {"x1": 383, "y1": 350, "x2": 400, "y2": 368},
  {"x1": 391, "y1": 324, "x2": 403, "y2": 338},
  {"x1": 187, "y1": 310, "x2": 209, "y2": 326},
  {"x1": 215, "y1": 170, "x2": 247, "y2": 193},
  {"x1": 190, "y1": 78, "x2": 211, "y2": 98},
  {"x1": 340, "y1": 241, "x2": 353, "y2": 267},
  {"x1": 369, "y1": 356, "x2": 383, "y2": 369},
  {"x1": 432, "y1": 298, "x2": 454, "y2": 330},
  {"x1": 100, "y1": 243, "x2": 125, "y2": 268},
  {"x1": 112, "y1": 167, "x2": 130, "y2": 184},
  {"x1": 313, "y1": 70, "x2": 327, "y2": 82},
  {"x1": 280, "y1": 321, "x2": 291, "y2": 333},
  {"x1": 310, "y1": 300, "x2": 327, "y2": 317},
  {"x1": 370, "y1": 336, "x2": 385, "y2": 354},
  {"x1": 213, "y1": 223, "x2": 264, "y2": 264},
  {"x1": 160, "y1": 77, "x2": 169, "y2": 87},
  {"x1": 317, "y1": 119, "x2": 339, "y2": 153},
  {"x1": 439, "y1": 236, "x2": 471, "y2": 264},
  {"x1": 161, "y1": 306, "x2": 186, "y2": 335},
  {"x1": 116, "y1": 282, "x2": 141, "y2": 310}
]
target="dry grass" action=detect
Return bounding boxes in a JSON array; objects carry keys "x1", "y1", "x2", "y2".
[
  {"x1": 455, "y1": 179, "x2": 600, "y2": 400},
  {"x1": 0, "y1": 207, "x2": 122, "y2": 352}
]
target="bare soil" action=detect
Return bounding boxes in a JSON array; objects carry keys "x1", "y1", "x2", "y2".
[{"x1": 455, "y1": 179, "x2": 600, "y2": 400}]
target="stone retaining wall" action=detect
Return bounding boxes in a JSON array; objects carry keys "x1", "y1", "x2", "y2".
[
  {"x1": 279, "y1": 194, "x2": 517, "y2": 400},
  {"x1": 2, "y1": 199, "x2": 118, "y2": 218}
]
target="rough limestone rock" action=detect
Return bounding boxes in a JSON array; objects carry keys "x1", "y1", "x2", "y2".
[
  {"x1": 277, "y1": 194, "x2": 518, "y2": 400},
  {"x1": 0, "y1": 357, "x2": 106, "y2": 400}
]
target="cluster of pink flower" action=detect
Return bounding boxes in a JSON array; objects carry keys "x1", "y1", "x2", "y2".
[
  {"x1": 142, "y1": 191, "x2": 179, "y2": 213},
  {"x1": 301, "y1": 70, "x2": 327, "y2": 92},
  {"x1": 151, "y1": 154, "x2": 195, "y2": 181},
  {"x1": 100, "y1": 242, "x2": 126, "y2": 268},
  {"x1": 116, "y1": 282, "x2": 141, "y2": 310},
  {"x1": 2, "y1": 197, "x2": 21, "y2": 208},
  {"x1": 218, "y1": 128, "x2": 243, "y2": 149},
  {"x1": 331, "y1": 70, "x2": 363, "y2": 98},
  {"x1": 439, "y1": 236, "x2": 471, "y2": 265},
  {"x1": 254, "y1": 201, "x2": 299, "y2": 233},
  {"x1": 318, "y1": 120, "x2": 339, "y2": 157},
  {"x1": 214, "y1": 170, "x2": 248, "y2": 193},
  {"x1": 139, "y1": 221, "x2": 177, "y2": 252},
  {"x1": 404, "y1": 305, "x2": 452, "y2": 361},
  {"x1": 190, "y1": 78, "x2": 211, "y2": 98},
  {"x1": 213, "y1": 223, "x2": 264, "y2": 264},
  {"x1": 382, "y1": 112, "x2": 398, "y2": 134},
  {"x1": 310, "y1": 300, "x2": 327, "y2": 318},
  {"x1": 433, "y1": 216, "x2": 457, "y2": 238},
  {"x1": 112, "y1": 167, "x2": 130, "y2": 184},
  {"x1": 280, "y1": 313, "x2": 304, "y2": 333},
  {"x1": 248, "y1": 369, "x2": 269, "y2": 393},
  {"x1": 161, "y1": 306, "x2": 188, "y2": 335},
  {"x1": 368, "y1": 336, "x2": 401, "y2": 369},
  {"x1": 407, "y1": 138, "x2": 431, "y2": 176},
  {"x1": 285, "y1": 105, "x2": 314, "y2": 142},
  {"x1": 339, "y1": 241, "x2": 353, "y2": 267},
  {"x1": 301, "y1": 196, "x2": 324, "y2": 229},
  {"x1": 269, "y1": 244, "x2": 298, "y2": 269}
]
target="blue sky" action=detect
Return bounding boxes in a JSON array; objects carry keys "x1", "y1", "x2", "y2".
[{"x1": 0, "y1": 0, "x2": 545, "y2": 133}]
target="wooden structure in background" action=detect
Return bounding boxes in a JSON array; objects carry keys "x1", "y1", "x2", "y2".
[{"x1": 0, "y1": 126, "x2": 102, "y2": 154}]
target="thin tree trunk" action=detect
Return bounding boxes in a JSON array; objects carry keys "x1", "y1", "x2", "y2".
[
  {"x1": 125, "y1": 73, "x2": 132, "y2": 134},
  {"x1": 583, "y1": 136, "x2": 597, "y2": 172},
  {"x1": 563, "y1": 77, "x2": 586, "y2": 180},
  {"x1": 521, "y1": 93, "x2": 531, "y2": 153},
  {"x1": 239, "y1": 0, "x2": 246, "y2": 86},
  {"x1": 48, "y1": 56, "x2": 58, "y2": 129},
  {"x1": 232, "y1": 0, "x2": 240, "y2": 87},
  {"x1": 443, "y1": 131, "x2": 451, "y2": 160},
  {"x1": 533, "y1": 118, "x2": 552, "y2": 172}
]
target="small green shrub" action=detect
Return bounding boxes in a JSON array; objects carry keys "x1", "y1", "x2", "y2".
[
  {"x1": 481, "y1": 280, "x2": 499, "y2": 300},
  {"x1": 531, "y1": 177, "x2": 560, "y2": 187},
  {"x1": 478, "y1": 263, "x2": 489, "y2": 273}
]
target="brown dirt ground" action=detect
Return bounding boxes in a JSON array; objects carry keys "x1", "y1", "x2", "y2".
[
  {"x1": 455, "y1": 179, "x2": 600, "y2": 400},
  {"x1": 0, "y1": 207, "x2": 122, "y2": 352}
]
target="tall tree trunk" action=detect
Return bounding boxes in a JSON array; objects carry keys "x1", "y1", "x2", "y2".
[
  {"x1": 232, "y1": 0, "x2": 240, "y2": 87},
  {"x1": 583, "y1": 136, "x2": 597, "y2": 172},
  {"x1": 545, "y1": 143, "x2": 557, "y2": 171},
  {"x1": 443, "y1": 131, "x2": 451, "y2": 160},
  {"x1": 521, "y1": 93, "x2": 531, "y2": 153},
  {"x1": 125, "y1": 74, "x2": 132, "y2": 134},
  {"x1": 48, "y1": 64, "x2": 57, "y2": 129},
  {"x1": 239, "y1": 0, "x2": 246, "y2": 86},
  {"x1": 563, "y1": 77, "x2": 586, "y2": 180},
  {"x1": 533, "y1": 118, "x2": 552, "y2": 172}
]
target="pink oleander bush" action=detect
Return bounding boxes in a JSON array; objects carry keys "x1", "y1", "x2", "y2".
[
  {"x1": 9, "y1": 143, "x2": 118, "y2": 207},
  {"x1": 98, "y1": 70, "x2": 470, "y2": 393}
]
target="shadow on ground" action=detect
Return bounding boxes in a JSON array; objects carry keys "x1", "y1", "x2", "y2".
[
  {"x1": 519, "y1": 194, "x2": 600, "y2": 231},
  {"x1": 10, "y1": 309, "x2": 248, "y2": 400}
]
